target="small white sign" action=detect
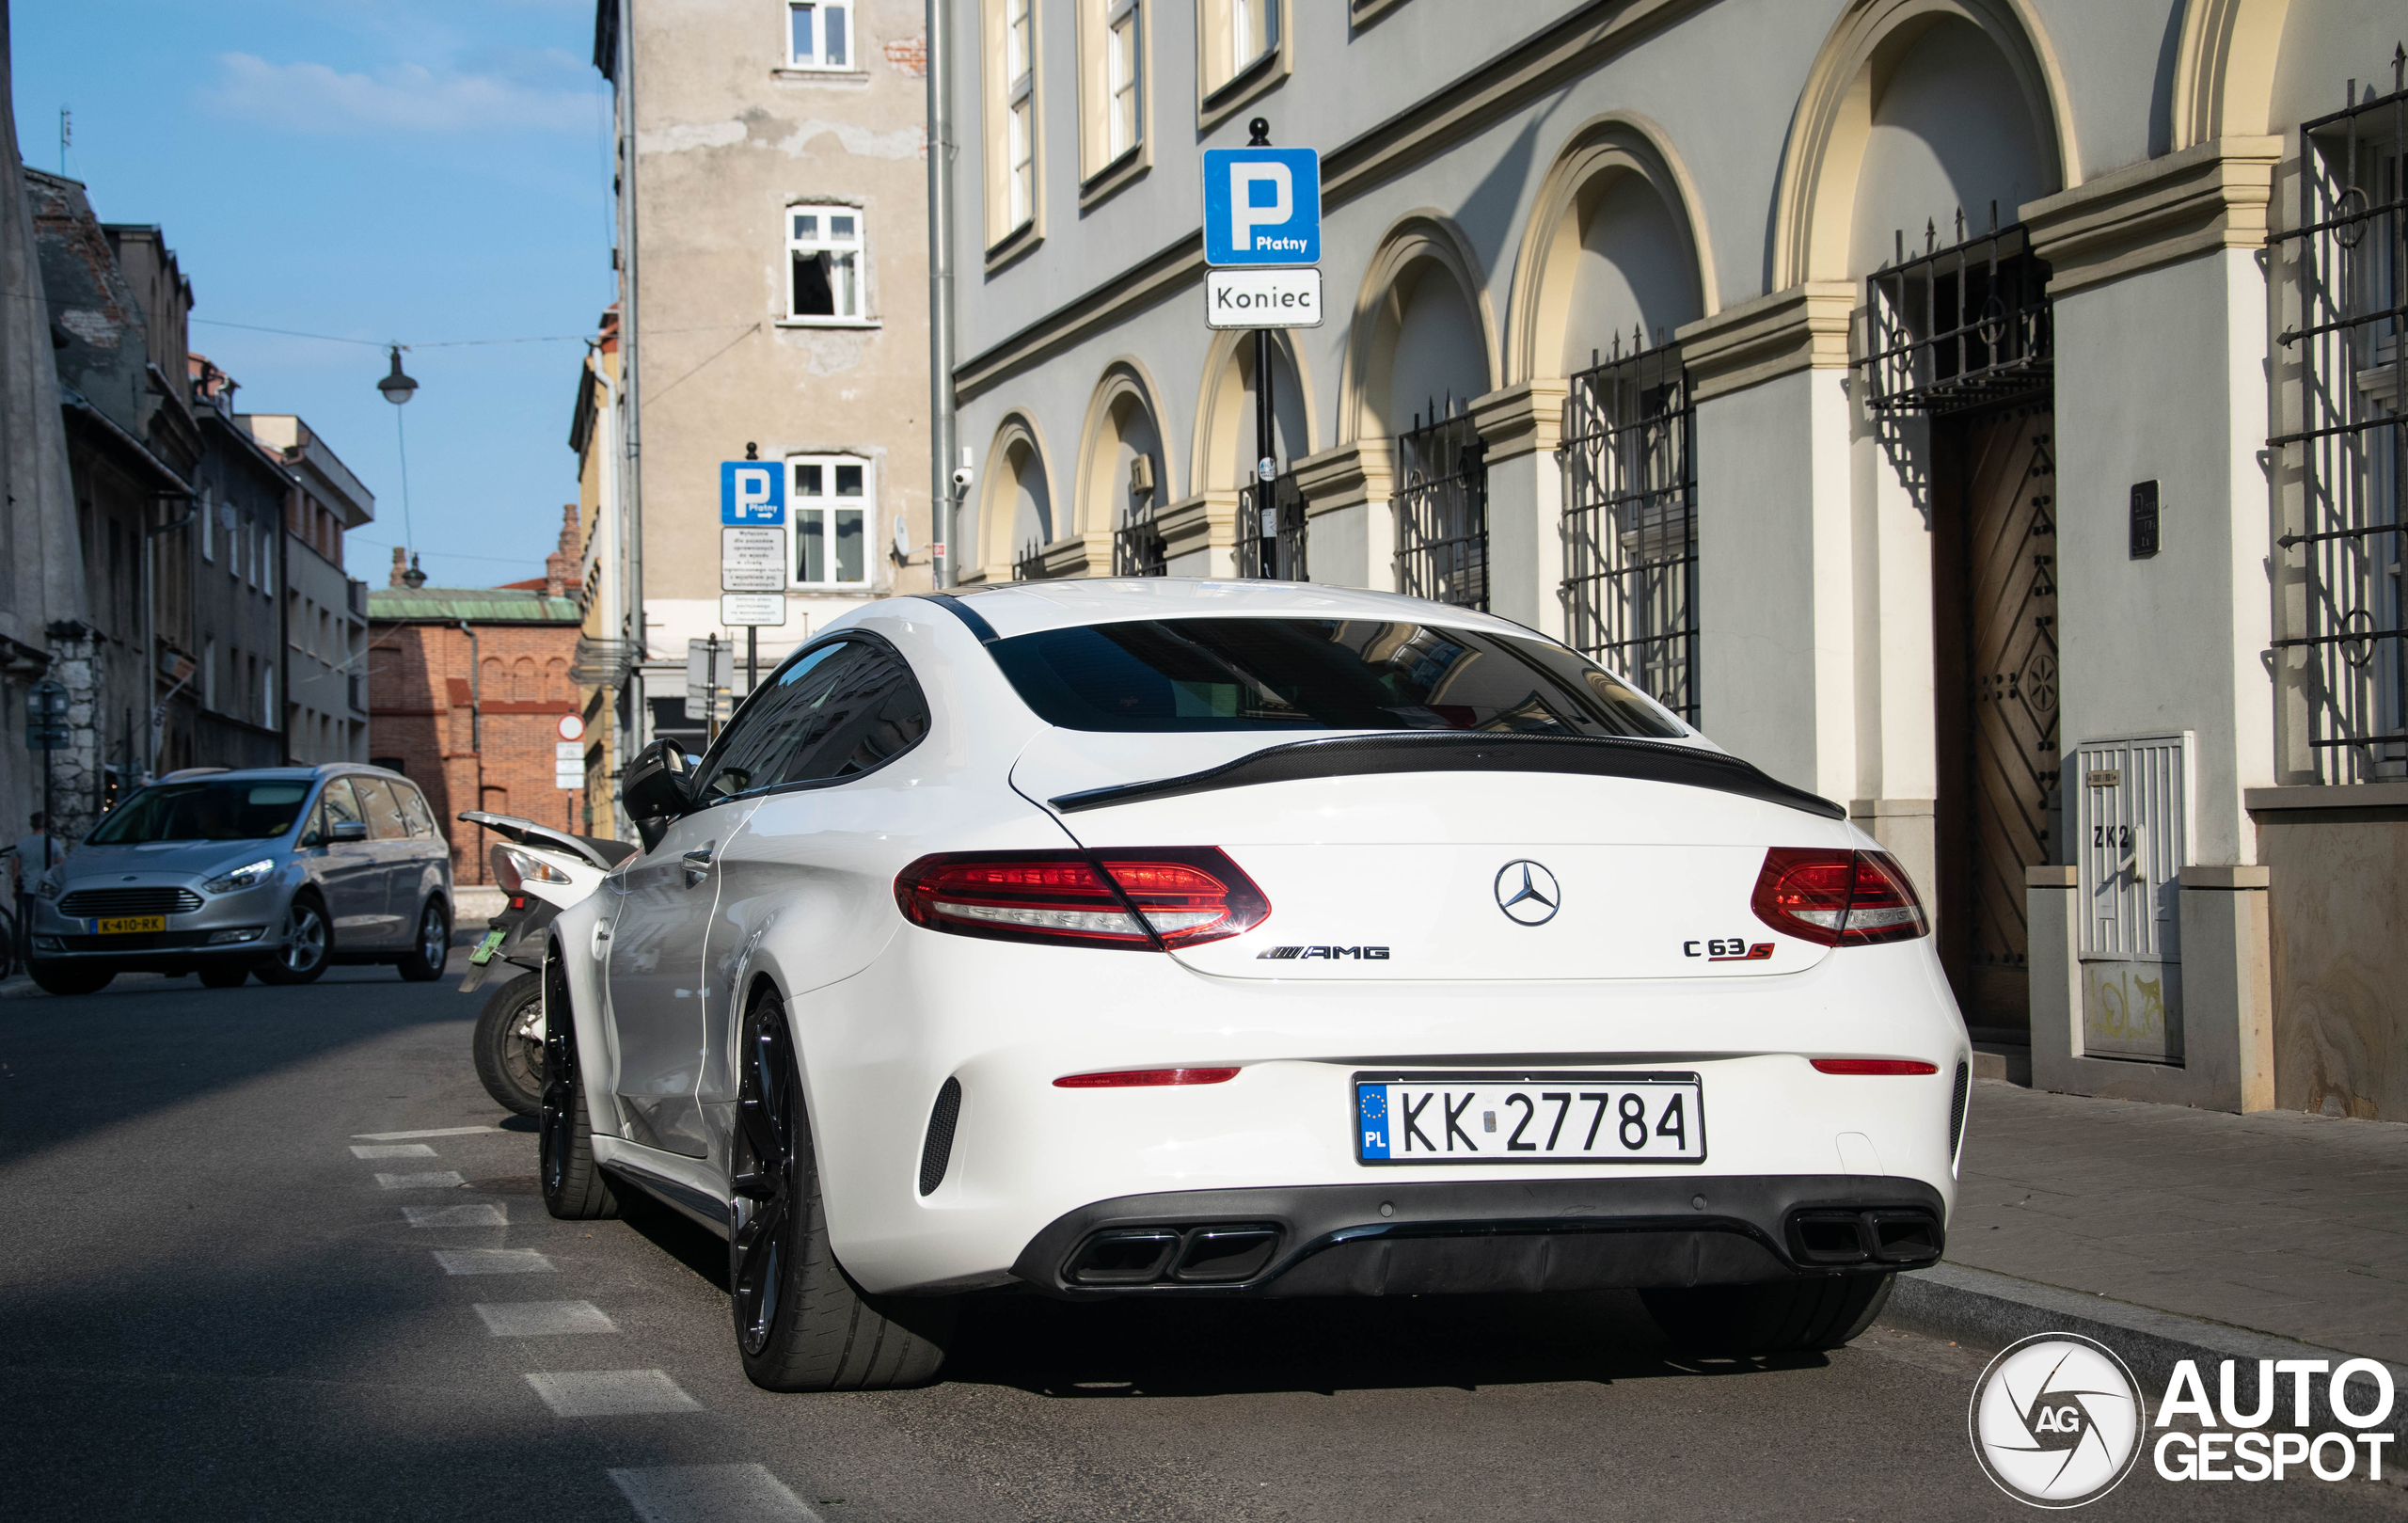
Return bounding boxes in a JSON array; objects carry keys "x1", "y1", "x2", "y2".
[
  {"x1": 556, "y1": 713, "x2": 585, "y2": 742},
  {"x1": 555, "y1": 741, "x2": 583, "y2": 762},
  {"x1": 721, "y1": 593, "x2": 787, "y2": 627},
  {"x1": 1205, "y1": 267, "x2": 1323, "y2": 329},
  {"x1": 721, "y1": 527, "x2": 786, "y2": 592}
]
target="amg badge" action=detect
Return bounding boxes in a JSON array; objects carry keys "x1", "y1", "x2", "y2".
[{"x1": 1258, "y1": 945, "x2": 1392, "y2": 960}]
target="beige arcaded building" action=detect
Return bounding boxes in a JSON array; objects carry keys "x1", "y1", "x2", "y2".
[{"x1": 591, "y1": 0, "x2": 937, "y2": 762}]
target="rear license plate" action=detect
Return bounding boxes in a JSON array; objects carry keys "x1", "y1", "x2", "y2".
[
  {"x1": 1354, "y1": 1071, "x2": 1705, "y2": 1165},
  {"x1": 96, "y1": 915, "x2": 166, "y2": 935},
  {"x1": 470, "y1": 928, "x2": 508, "y2": 965}
]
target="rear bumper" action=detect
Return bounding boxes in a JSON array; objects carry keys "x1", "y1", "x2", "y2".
[{"x1": 1010, "y1": 1173, "x2": 1943, "y2": 1298}]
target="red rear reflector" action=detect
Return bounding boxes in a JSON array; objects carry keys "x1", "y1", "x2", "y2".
[
  {"x1": 1811, "y1": 1058, "x2": 1940, "y2": 1076},
  {"x1": 1751, "y1": 848, "x2": 1928, "y2": 947},
  {"x1": 1054, "y1": 1067, "x2": 1241, "y2": 1088},
  {"x1": 895, "y1": 849, "x2": 1269, "y2": 951}
]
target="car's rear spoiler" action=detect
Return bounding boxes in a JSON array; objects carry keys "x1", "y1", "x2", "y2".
[
  {"x1": 1046, "y1": 732, "x2": 1847, "y2": 820},
  {"x1": 458, "y1": 810, "x2": 640, "y2": 868}
]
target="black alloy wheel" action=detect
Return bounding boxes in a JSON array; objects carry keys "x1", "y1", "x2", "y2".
[
  {"x1": 472, "y1": 971, "x2": 546, "y2": 1118},
  {"x1": 728, "y1": 992, "x2": 955, "y2": 1391},
  {"x1": 396, "y1": 898, "x2": 450, "y2": 982},
  {"x1": 538, "y1": 950, "x2": 618, "y2": 1219},
  {"x1": 256, "y1": 896, "x2": 331, "y2": 985}
]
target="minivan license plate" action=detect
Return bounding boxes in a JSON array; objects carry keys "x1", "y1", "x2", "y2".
[
  {"x1": 96, "y1": 915, "x2": 166, "y2": 935},
  {"x1": 1355, "y1": 1071, "x2": 1704, "y2": 1165}
]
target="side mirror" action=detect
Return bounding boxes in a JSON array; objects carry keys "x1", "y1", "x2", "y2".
[
  {"x1": 329, "y1": 819, "x2": 369, "y2": 843},
  {"x1": 621, "y1": 738, "x2": 694, "y2": 851}
]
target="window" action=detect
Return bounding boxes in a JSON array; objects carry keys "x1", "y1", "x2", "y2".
[
  {"x1": 263, "y1": 664, "x2": 276, "y2": 730},
  {"x1": 691, "y1": 638, "x2": 929, "y2": 803},
  {"x1": 353, "y1": 777, "x2": 410, "y2": 840},
  {"x1": 789, "y1": 454, "x2": 871, "y2": 585},
  {"x1": 786, "y1": 205, "x2": 864, "y2": 322},
  {"x1": 203, "y1": 637, "x2": 217, "y2": 710},
  {"x1": 786, "y1": 0, "x2": 853, "y2": 69},
  {"x1": 1007, "y1": 0, "x2": 1036, "y2": 227},
  {"x1": 1106, "y1": 0, "x2": 1142, "y2": 161},
  {"x1": 987, "y1": 618, "x2": 1686, "y2": 737},
  {"x1": 199, "y1": 487, "x2": 214, "y2": 562},
  {"x1": 393, "y1": 781, "x2": 436, "y2": 837},
  {"x1": 1202, "y1": 0, "x2": 1277, "y2": 93},
  {"x1": 315, "y1": 778, "x2": 363, "y2": 844}
]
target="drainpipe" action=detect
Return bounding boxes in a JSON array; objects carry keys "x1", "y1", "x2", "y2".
[
  {"x1": 457, "y1": 621, "x2": 482, "y2": 880},
  {"x1": 925, "y1": 0, "x2": 956, "y2": 588},
  {"x1": 616, "y1": 0, "x2": 648, "y2": 694}
]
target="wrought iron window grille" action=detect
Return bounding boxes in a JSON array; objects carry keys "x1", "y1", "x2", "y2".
[
  {"x1": 1113, "y1": 454, "x2": 1168, "y2": 578},
  {"x1": 1560, "y1": 330, "x2": 1698, "y2": 724},
  {"x1": 2271, "y1": 48, "x2": 2408, "y2": 782},
  {"x1": 1012, "y1": 538, "x2": 1055, "y2": 582},
  {"x1": 1861, "y1": 207, "x2": 2053, "y2": 417},
  {"x1": 1393, "y1": 400, "x2": 1488, "y2": 611},
  {"x1": 1236, "y1": 469, "x2": 1307, "y2": 580}
]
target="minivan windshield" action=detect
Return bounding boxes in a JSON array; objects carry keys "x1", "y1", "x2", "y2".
[
  {"x1": 988, "y1": 617, "x2": 1686, "y2": 738},
  {"x1": 87, "y1": 780, "x2": 312, "y2": 844}
]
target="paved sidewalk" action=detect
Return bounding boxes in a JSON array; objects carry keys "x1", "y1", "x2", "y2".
[{"x1": 1945, "y1": 1080, "x2": 2408, "y2": 1363}]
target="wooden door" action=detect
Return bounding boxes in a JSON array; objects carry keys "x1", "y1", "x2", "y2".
[{"x1": 1936, "y1": 410, "x2": 2059, "y2": 1031}]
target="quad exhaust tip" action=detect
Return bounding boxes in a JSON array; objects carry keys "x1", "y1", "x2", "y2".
[
  {"x1": 1785, "y1": 1207, "x2": 1941, "y2": 1267},
  {"x1": 1066, "y1": 1223, "x2": 1283, "y2": 1287}
]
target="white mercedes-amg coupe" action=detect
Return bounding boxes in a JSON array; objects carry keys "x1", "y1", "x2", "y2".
[{"x1": 541, "y1": 579, "x2": 1969, "y2": 1391}]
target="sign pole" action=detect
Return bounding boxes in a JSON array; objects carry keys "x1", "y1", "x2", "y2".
[
  {"x1": 747, "y1": 627, "x2": 757, "y2": 699},
  {"x1": 1249, "y1": 119, "x2": 1276, "y2": 575}
]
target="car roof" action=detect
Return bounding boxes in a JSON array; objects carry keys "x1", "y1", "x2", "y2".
[
  {"x1": 146, "y1": 764, "x2": 406, "y2": 785},
  {"x1": 930, "y1": 578, "x2": 1546, "y2": 643}
]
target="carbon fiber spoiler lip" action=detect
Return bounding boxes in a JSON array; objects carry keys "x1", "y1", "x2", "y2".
[{"x1": 1045, "y1": 732, "x2": 1847, "y2": 820}]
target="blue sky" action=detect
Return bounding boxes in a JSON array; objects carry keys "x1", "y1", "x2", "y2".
[{"x1": 13, "y1": 0, "x2": 615, "y2": 590}]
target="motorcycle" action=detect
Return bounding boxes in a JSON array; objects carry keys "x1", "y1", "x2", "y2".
[{"x1": 457, "y1": 811, "x2": 635, "y2": 1117}]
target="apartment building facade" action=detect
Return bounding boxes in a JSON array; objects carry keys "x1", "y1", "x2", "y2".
[
  {"x1": 243, "y1": 413, "x2": 375, "y2": 767},
  {"x1": 592, "y1": 0, "x2": 940, "y2": 779},
  {"x1": 937, "y1": 0, "x2": 2407, "y2": 1118}
]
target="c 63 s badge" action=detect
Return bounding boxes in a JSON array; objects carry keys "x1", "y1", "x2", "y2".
[
  {"x1": 1686, "y1": 937, "x2": 1774, "y2": 962},
  {"x1": 1258, "y1": 945, "x2": 1391, "y2": 960}
]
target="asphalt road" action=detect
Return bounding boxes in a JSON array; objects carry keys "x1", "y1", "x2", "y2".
[{"x1": 2, "y1": 961, "x2": 2402, "y2": 1522}]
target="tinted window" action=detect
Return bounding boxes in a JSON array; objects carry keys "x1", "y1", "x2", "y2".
[
  {"x1": 318, "y1": 779, "x2": 364, "y2": 839},
  {"x1": 354, "y1": 778, "x2": 410, "y2": 840},
  {"x1": 988, "y1": 618, "x2": 1684, "y2": 738},
  {"x1": 693, "y1": 640, "x2": 930, "y2": 802},
  {"x1": 87, "y1": 780, "x2": 313, "y2": 844}
]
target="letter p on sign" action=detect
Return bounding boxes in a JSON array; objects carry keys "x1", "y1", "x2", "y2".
[
  {"x1": 1202, "y1": 146, "x2": 1321, "y2": 267},
  {"x1": 721, "y1": 461, "x2": 784, "y2": 526}
]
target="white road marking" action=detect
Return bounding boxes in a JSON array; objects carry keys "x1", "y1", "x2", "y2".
[
  {"x1": 375, "y1": 1171, "x2": 467, "y2": 1190},
  {"x1": 475, "y1": 1301, "x2": 617, "y2": 1337},
  {"x1": 404, "y1": 1203, "x2": 507, "y2": 1229},
  {"x1": 434, "y1": 1249, "x2": 554, "y2": 1276},
  {"x1": 351, "y1": 1126, "x2": 505, "y2": 1141},
  {"x1": 525, "y1": 1370, "x2": 701, "y2": 1418},
  {"x1": 351, "y1": 1143, "x2": 437, "y2": 1159},
  {"x1": 608, "y1": 1465, "x2": 821, "y2": 1522}
]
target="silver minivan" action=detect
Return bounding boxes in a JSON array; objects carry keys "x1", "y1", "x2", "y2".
[{"x1": 25, "y1": 764, "x2": 454, "y2": 995}]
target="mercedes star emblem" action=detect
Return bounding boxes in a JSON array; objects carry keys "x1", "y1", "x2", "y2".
[{"x1": 1494, "y1": 860, "x2": 1560, "y2": 926}]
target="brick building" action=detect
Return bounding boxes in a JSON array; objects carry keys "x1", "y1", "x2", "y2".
[{"x1": 365, "y1": 511, "x2": 583, "y2": 884}]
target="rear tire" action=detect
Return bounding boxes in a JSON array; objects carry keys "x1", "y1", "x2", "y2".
[
  {"x1": 1641, "y1": 1273, "x2": 1894, "y2": 1356},
  {"x1": 473, "y1": 971, "x2": 546, "y2": 1118},
  {"x1": 395, "y1": 898, "x2": 450, "y2": 982},
  {"x1": 198, "y1": 964, "x2": 249, "y2": 989},
  {"x1": 539, "y1": 951, "x2": 619, "y2": 1221},
  {"x1": 28, "y1": 961, "x2": 114, "y2": 996},
  {"x1": 730, "y1": 991, "x2": 954, "y2": 1391},
  {"x1": 256, "y1": 896, "x2": 331, "y2": 985}
]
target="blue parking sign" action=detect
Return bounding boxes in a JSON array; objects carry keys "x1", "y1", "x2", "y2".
[
  {"x1": 721, "y1": 461, "x2": 784, "y2": 525},
  {"x1": 1203, "y1": 146, "x2": 1321, "y2": 267}
]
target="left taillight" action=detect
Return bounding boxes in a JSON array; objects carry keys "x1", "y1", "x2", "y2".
[
  {"x1": 895, "y1": 848, "x2": 1270, "y2": 952},
  {"x1": 1751, "y1": 848, "x2": 1928, "y2": 947}
]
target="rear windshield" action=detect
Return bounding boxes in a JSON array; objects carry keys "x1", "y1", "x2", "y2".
[
  {"x1": 988, "y1": 617, "x2": 1685, "y2": 738},
  {"x1": 87, "y1": 780, "x2": 312, "y2": 844}
]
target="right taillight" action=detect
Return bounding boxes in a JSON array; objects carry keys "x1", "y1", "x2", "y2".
[
  {"x1": 1751, "y1": 848, "x2": 1928, "y2": 947},
  {"x1": 895, "y1": 848, "x2": 1270, "y2": 952}
]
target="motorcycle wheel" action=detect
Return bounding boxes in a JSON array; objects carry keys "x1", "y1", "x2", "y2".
[{"x1": 472, "y1": 970, "x2": 546, "y2": 1118}]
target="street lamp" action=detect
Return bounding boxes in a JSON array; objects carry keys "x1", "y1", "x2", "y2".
[
  {"x1": 400, "y1": 553, "x2": 427, "y2": 590},
  {"x1": 377, "y1": 346, "x2": 418, "y2": 405}
]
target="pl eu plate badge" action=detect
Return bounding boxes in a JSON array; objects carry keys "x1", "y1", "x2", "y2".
[{"x1": 1359, "y1": 1085, "x2": 1393, "y2": 1160}]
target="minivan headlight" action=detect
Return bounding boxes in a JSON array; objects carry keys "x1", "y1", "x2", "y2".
[
  {"x1": 32, "y1": 873, "x2": 59, "y2": 900},
  {"x1": 203, "y1": 859, "x2": 277, "y2": 894}
]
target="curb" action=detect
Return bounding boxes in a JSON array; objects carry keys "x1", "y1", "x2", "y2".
[{"x1": 1887, "y1": 1262, "x2": 2406, "y2": 1442}]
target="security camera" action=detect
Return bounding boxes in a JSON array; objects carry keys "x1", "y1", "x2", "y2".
[{"x1": 949, "y1": 466, "x2": 975, "y2": 494}]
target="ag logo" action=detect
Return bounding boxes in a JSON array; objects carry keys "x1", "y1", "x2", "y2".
[
  {"x1": 1969, "y1": 1333, "x2": 2144, "y2": 1507},
  {"x1": 1493, "y1": 861, "x2": 1560, "y2": 926}
]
